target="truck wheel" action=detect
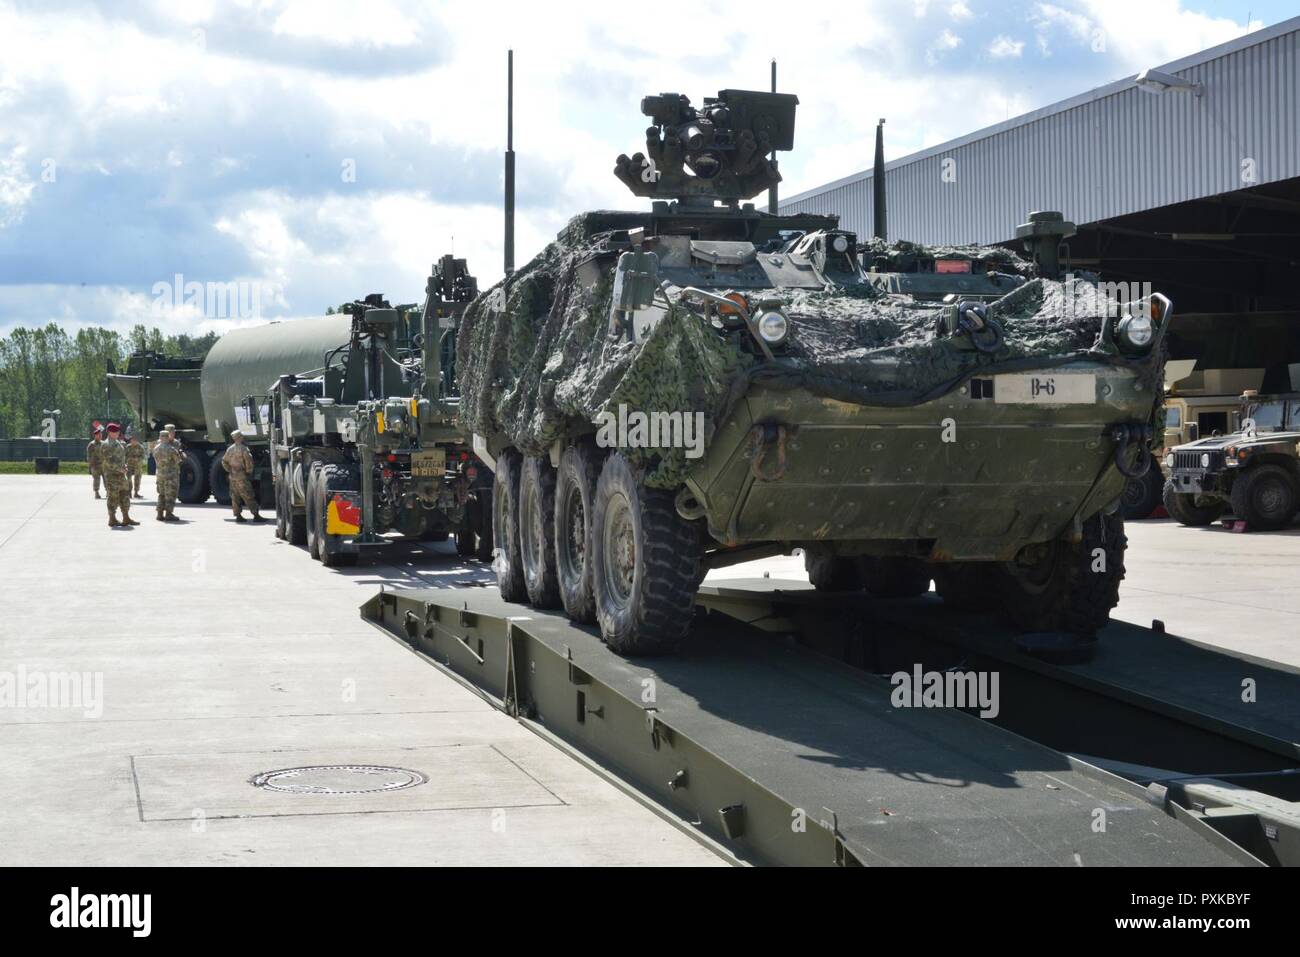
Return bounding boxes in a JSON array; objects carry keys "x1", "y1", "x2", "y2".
[
  {"x1": 519, "y1": 456, "x2": 561, "y2": 608},
  {"x1": 804, "y1": 548, "x2": 863, "y2": 592},
  {"x1": 288, "y1": 463, "x2": 308, "y2": 546},
  {"x1": 492, "y1": 450, "x2": 528, "y2": 602},
  {"x1": 257, "y1": 474, "x2": 276, "y2": 511},
  {"x1": 554, "y1": 444, "x2": 601, "y2": 624},
  {"x1": 1230, "y1": 464, "x2": 1299, "y2": 531},
  {"x1": 932, "y1": 563, "x2": 995, "y2": 612},
  {"x1": 591, "y1": 454, "x2": 702, "y2": 656},
  {"x1": 178, "y1": 449, "x2": 208, "y2": 503},
  {"x1": 455, "y1": 504, "x2": 477, "y2": 557},
  {"x1": 993, "y1": 510, "x2": 1126, "y2": 636},
  {"x1": 306, "y1": 464, "x2": 322, "y2": 559},
  {"x1": 208, "y1": 455, "x2": 231, "y2": 506},
  {"x1": 1120, "y1": 459, "x2": 1163, "y2": 519},
  {"x1": 274, "y1": 464, "x2": 288, "y2": 540},
  {"x1": 857, "y1": 557, "x2": 931, "y2": 598},
  {"x1": 1162, "y1": 479, "x2": 1224, "y2": 527},
  {"x1": 318, "y1": 464, "x2": 358, "y2": 567},
  {"x1": 474, "y1": 487, "x2": 495, "y2": 563}
]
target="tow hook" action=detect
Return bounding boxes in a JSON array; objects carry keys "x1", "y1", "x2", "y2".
[
  {"x1": 747, "y1": 422, "x2": 792, "y2": 482},
  {"x1": 938, "y1": 301, "x2": 1005, "y2": 353},
  {"x1": 1110, "y1": 422, "x2": 1154, "y2": 478}
]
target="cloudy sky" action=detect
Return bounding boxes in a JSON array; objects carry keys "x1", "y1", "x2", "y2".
[{"x1": 0, "y1": 0, "x2": 1291, "y2": 337}]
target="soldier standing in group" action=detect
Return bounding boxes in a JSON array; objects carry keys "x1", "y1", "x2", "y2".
[
  {"x1": 125, "y1": 431, "x2": 146, "y2": 497},
  {"x1": 86, "y1": 426, "x2": 103, "y2": 499},
  {"x1": 100, "y1": 423, "x2": 138, "y2": 527},
  {"x1": 221, "y1": 430, "x2": 262, "y2": 522},
  {"x1": 151, "y1": 429, "x2": 182, "y2": 521}
]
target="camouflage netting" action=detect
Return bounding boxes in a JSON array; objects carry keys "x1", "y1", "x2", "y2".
[
  {"x1": 859, "y1": 237, "x2": 1035, "y2": 276},
  {"x1": 457, "y1": 213, "x2": 1164, "y2": 488}
]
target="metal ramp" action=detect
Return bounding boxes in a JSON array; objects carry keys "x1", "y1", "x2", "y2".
[{"x1": 362, "y1": 585, "x2": 1254, "y2": 866}]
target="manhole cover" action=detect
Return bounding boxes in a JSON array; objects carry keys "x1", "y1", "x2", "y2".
[{"x1": 249, "y1": 765, "x2": 427, "y2": 795}]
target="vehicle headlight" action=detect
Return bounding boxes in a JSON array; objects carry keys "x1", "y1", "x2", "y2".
[
  {"x1": 1116, "y1": 312, "x2": 1154, "y2": 351},
  {"x1": 832, "y1": 235, "x2": 849, "y2": 253},
  {"x1": 755, "y1": 310, "x2": 790, "y2": 346},
  {"x1": 1200, "y1": 453, "x2": 1211, "y2": 468},
  {"x1": 1164, "y1": 453, "x2": 1174, "y2": 469}
]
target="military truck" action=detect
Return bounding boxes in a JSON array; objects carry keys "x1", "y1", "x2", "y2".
[
  {"x1": 107, "y1": 351, "x2": 268, "y2": 505},
  {"x1": 458, "y1": 88, "x2": 1171, "y2": 655},
  {"x1": 1164, "y1": 390, "x2": 1300, "y2": 530},
  {"x1": 1119, "y1": 363, "x2": 1262, "y2": 519},
  {"x1": 263, "y1": 255, "x2": 492, "y2": 565}
]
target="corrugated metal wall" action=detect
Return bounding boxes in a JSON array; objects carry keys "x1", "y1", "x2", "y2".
[{"x1": 781, "y1": 21, "x2": 1300, "y2": 245}]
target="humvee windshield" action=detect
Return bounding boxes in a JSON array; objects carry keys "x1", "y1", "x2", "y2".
[{"x1": 1244, "y1": 400, "x2": 1288, "y2": 432}]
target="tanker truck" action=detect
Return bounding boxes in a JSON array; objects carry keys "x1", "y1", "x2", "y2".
[
  {"x1": 264, "y1": 255, "x2": 493, "y2": 566},
  {"x1": 106, "y1": 352, "x2": 252, "y2": 505}
]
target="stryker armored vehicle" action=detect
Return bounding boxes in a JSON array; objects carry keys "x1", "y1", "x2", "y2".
[
  {"x1": 458, "y1": 88, "x2": 1172, "y2": 655},
  {"x1": 262, "y1": 255, "x2": 492, "y2": 565},
  {"x1": 107, "y1": 351, "x2": 272, "y2": 506},
  {"x1": 1164, "y1": 390, "x2": 1300, "y2": 530}
]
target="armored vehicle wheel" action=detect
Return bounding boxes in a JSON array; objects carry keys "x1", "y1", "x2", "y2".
[
  {"x1": 306, "y1": 463, "x2": 323, "y2": 559},
  {"x1": 932, "y1": 564, "x2": 995, "y2": 612},
  {"x1": 492, "y1": 450, "x2": 528, "y2": 602},
  {"x1": 473, "y1": 488, "x2": 495, "y2": 563},
  {"x1": 208, "y1": 455, "x2": 232, "y2": 506},
  {"x1": 993, "y1": 510, "x2": 1125, "y2": 636},
  {"x1": 519, "y1": 456, "x2": 561, "y2": 608},
  {"x1": 591, "y1": 453, "x2": 702, "y2": 656},
  {"x1": 555, "y1": 444, "x2": 601, "y2": 624},
  {"x1": 318, "y1": 464, "x2": 358, "y2": 567},
  {"x1": 288, "y1": 463, "x2": 308, "y2": 546},
  {"x1": 1230, "y1": 464, "x2": 1299, "y2": 531},
  {"x1": 1121, "y1": 459, "x2": 1163, "y2": 519},
  {"x1": 804, "y1": 548, "x2": 863, "y2": 592},
  {"x1": 178, "y1": 449, "x2": 208, "y2": 503},
  {"x1": 1162, "y1": 479, "x2": 1224, "y2": 527},
  {"x1": 858, "y1": 557, "x2": 931, "y2": 598}
]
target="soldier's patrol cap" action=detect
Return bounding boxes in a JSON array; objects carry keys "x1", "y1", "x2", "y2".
[
  {"x1": 106, "y1": 422, "x2": 121, "y2": 433},
  {"x1": 164, "y1": 423, "x2": 177, "y2": 431},
  {"x1": 158, "y1": 430, "x2": 169, "y2": 438},
  {"x1": 231, "y1": 429, "x2": 243, "y2": 438}
]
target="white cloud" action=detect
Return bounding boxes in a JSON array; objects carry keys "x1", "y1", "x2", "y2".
[
  {"x1": 988, "y1": 35, "x2": 1025, "y2": 58},
  {"x1": 948, "y1": 1, "x2": 974, "y2": 21},
  {"x1": 0, "y1": 147, "x2": 36, "y2": 228},
  {"x1": 925, "y1": 28, "x2": 963, "y2": 64}
]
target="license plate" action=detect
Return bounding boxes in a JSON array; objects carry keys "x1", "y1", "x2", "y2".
[
  {"x1": 410, "y1": 449, "x2": 446, "y2": 477},
  {"x1": 994, "y1": 373, "x2": 1096, "y2": 404}
]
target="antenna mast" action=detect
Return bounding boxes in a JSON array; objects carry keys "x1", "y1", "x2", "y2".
[{"x1": 504, "y1": 49, "x2": 516, "y2": 277}]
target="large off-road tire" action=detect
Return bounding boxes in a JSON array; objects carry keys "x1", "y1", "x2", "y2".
[
  {"x1": 492, "y1": 450, "x2": 528, "y2": 603},
  {"x1": 590, "y1": 454, "x2": 703, "y2": 656},
  {"x1": 519, "y1": 456, "x2": 561, "y2": 608},
  {"x1": 932, "y1": 563, "x2": 996, "y2": 612},
  {"x1": 178, "y1": 449, "x2": 208, "y2": 503},
  {"x1": 306, "y1": 463, "x2": 323, "y2": 559},
  {"x1": 208, "y1": 455, "x2": 231, "y2": 506},
  {"x1": 857, "y1": 557, "x2": 931, "y2": 598},
  {"x1": 804, "y1": 548, "x2": 863, "y2": 592},
  {"x1": 455, "y1": 503, "x2": 477, "y2": 558},
  {"x1": 318, "y1": 463, "x2": 358, "y2": 567},
  {"x1": 288, "y1": 462, "x2": 308, "y2": 546},
  {"x1": 473, "y1": 487, "x2": 495, "y2": 563},
  {"x1": 1230, "y1": 464, "x2": 1299, "y2": 531},
  {"x1": 1120, "y1": 459, "x2": 1163, "y2": 520},
  {"x1": 554, "y1": 444, "x2": 601, "y2": 624},
  {"x1": 274, "y1": 463, "x2": 289, "y2": 540},
  {"x1": 992, "y1": 510, "x2": 1126, "y2": 636},
  {"x1": 1162, "y1": 479, "x2": 1224, "y2": 527}
]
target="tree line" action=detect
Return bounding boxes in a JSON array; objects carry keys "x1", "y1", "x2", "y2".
[{"x1": 0, "y1": 324, "x2": 220, "y2": 440}]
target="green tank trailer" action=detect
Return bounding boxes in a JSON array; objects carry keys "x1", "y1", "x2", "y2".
[
  {"x1": 458, "y1": 87, "x2": 1174, "y2": 656},
  {"x1": 265, "y1": 255, "x2": 492, "y2": 565}
]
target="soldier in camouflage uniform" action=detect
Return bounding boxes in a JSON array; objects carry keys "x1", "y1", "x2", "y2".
[
  {"x1": 151, "y1": 429, "x2": 182, "y2": 521},
  {"x1": 100, "y1": 423, "x2": 139, "y2": 527},
  {"x1": 125, "y1": 432, "x2": 146, "y2": 497},
  {"x1": 221, "y1": 430, "x2": 262, "y2": 522},
  {"x1": 86, "y1": 427, "x2": 103, "y2": 499}
]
